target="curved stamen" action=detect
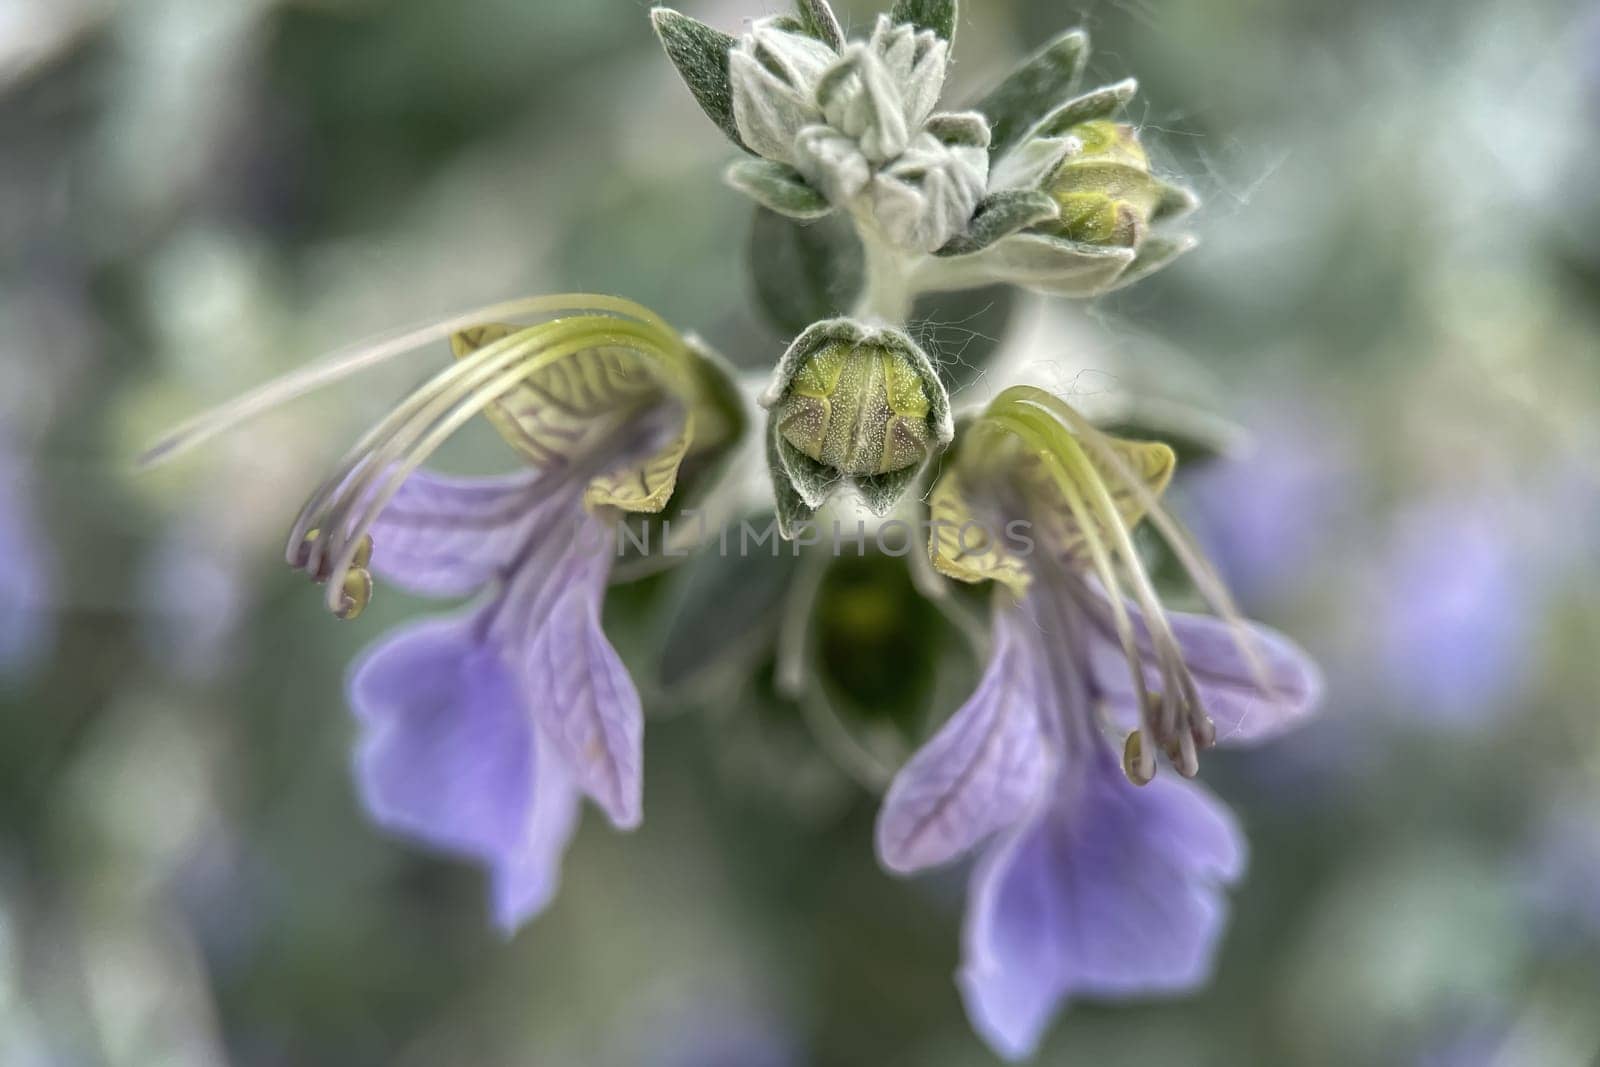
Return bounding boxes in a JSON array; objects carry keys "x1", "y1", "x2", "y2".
[
  {"x1": 301, "y1": 329, "x2": 688, "y2": 615},
  {"x1": 985, "y1": 389, "x2": 1227, "y2": 781},
  {"x1": 1031, "y1": 392, "x2": 1284, "y2": 725},
  {"x1": 138, "y1": 294, "x2": 677, "y2": 469},
  {"x1": 290, "y1": 317, "x2": 668, "y2": 579},
  {"x1": 984, "y1": 408, "x2": 1160, "y2": 782}
]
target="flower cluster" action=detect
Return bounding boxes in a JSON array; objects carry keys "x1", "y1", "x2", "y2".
[{"x1": 146, "y1": 0, "x2": 1325, "y2": 1059}]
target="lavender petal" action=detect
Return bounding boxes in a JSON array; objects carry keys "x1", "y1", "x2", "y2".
[
  {"x1": 523, "y1": 535, "x2": 644, "y2": 830},
  {"x1": 367, "y1": 468, "x2": 561, "y2": 598},
  {"x1": 348, "y1": 617, "x2": 573, "y2": 929},
  {"x1": 959, "y1": 747, "x2": 1244, "y2": 1061},
  {"x1": 876, "y1": 605, "x2": 1054, "y2": 874},
  {"x1": 1088, "y1": 594, "x2": 1323, "y2": 745}
]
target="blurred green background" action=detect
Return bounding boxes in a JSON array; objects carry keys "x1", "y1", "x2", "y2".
[{"x1": 2, "y1": 0, "x2": 1598, "y2": 1063}]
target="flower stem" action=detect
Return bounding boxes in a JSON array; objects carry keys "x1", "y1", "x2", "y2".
[{"x1": 851, "y1": 227, "x2": 917, "y2": 326}]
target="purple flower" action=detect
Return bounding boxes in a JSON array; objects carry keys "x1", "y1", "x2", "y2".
[
  {"x1": 877, "y1": 386, "x2": 1320, "y2": 1059},
  {"x1": 143, "y1": 296, "x2": 742, "y2": 932},
  {"x1": 1181, "y1": 400, "x2": 1350, "y2": 606},
  {"x1": 1375, "y1": 497, "x2": 1532, "y2": 727}
]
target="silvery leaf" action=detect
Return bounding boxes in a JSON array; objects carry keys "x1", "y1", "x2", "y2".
[
  {"x1": 924, "y1": 110, "x2": 991, "y2": 149},
  {"x1": 889, "y1": 0, "x2": 959, "y2": 43},
  {"x1": 651, "y1": 9, "x2": 746, "y2": 150},
  {"x1": 970, "y1": 232, "x2": 1135, "y2": 296},
  {"x1": 792, "y1": 124, "x2": 872, "y2": 203},
  {"x1": 792, "y1": 0, "x2": 845, "y2": 51},
  {"x1": 748, "y1": 20, "x2": 839, "y2": 88},
  {"x1": 976, "y1": 28, "x2": 1090, "y2": 158},
  {"x1": 748, "y1": 207, "x2": 864, "y2": 335},
  {"x1": 989, "y1": 135, "x2": 1077, "y2": 192},
  {"x1": 936, "y1": 190, "x2": 1060, "y2": 258},
  {"x1": 1027, "y1": 78, "x2": 1139, "y2": 139},
  {"x1": 871, "y1": 131, "x2": 988, "y2": 253},
  {"x1": 726, "y1": 159, "x2": 833, "y2": 219},
  {"x1": 869, "y1": 16, "x2": 949, "y2": 130},
  {"x1": 816, "y1": 46, "x2": 910, "y2": 163},
  {"x1": 730, "y1": 47, "x2": 823, "y2": 163}
]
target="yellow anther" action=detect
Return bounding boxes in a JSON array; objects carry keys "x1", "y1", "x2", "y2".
[
  {"x1": 335, "y1": 569, "x2": 373, "y2": 621},
  {"x1": 351, "y1": 534, "x2": 374, "y2": 570},
  {"x1": 1122, "y1": 731, "x2": 1155, "y2": 786}
]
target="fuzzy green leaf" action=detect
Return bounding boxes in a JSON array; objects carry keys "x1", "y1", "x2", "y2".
[
  {"x1": 890, "y1": 0, "x2": 958, "y2": 43},
  {"x1": 651, "y1": 8, "x2": 746, "y2": 150},
  {"x1": 793, "y1": 0, "x2": 845, "y2": 50},
  {"x1": 658, "y1": 549, "x2": 800, "y2": 688},
  {"x1": 936, "y1": 190, "x2": 1060, "y2": 257},
  {"x1": 1031, "y1": 78, "x2": 1139, "y2": 138},
  {"x1": 748, "y1": 208, "x2": 864, "y2": 335},
  {"x1": 976, "y1": 28, "x2": 1089, "y2": 158},
  {"x1": 726, "y1": 160, "x2": 833, "y2": 220}
]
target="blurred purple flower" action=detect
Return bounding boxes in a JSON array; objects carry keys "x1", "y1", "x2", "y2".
[
  {"x1": 1182, "y1": 402, "x2": 1350, "y2": 606},
  {"x1": 0, "y1": 436, "x2": 51, "y2": 675},
  {"x1": 876, "y1": 571, "x2": 1320, "y2": 1059},
  {"x1": 348, "y1": 468, "x2": 639, "y2": 933},
  {"x1": 1376, "y1": 498, "x2": 1533, "y2": 727},
  {"x1": 138, "y1": 530, "x2": 247, "y2": 681}
]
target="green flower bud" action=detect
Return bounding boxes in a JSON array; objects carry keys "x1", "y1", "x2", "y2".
[
  {"x1": 762, "y1": 319, "x2": 953, "y2": 536},
  {"x1": 1042, "y1": 120, "x2": 1164, "y2": 248},
  {"x1": 775, "y1": 339, "x2": 934, "y2": 477}
]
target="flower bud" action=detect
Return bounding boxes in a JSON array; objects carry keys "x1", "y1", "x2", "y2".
[
  {"x1": 775, "y1": 338, "x2": 934, "y2": 476},
  {"x1": 1042, "y1": 120, "x2": 1164, "y2": 248},
  {"x1": 762, "y1": 319, "x2": 953, "y2": 535}
]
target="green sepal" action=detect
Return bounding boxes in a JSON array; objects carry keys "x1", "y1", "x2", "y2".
[
  {"x1": 976, "y1": 27, "x2": 1089, "y2": 158},
  {"x1": 793, "y1": 0, "x2": 845, "y2": 50},
  {"x1": 773, "y1": 419, "x2": 846, "y2": 509},
  {"x1": 767, "y1": 418, "x2": 822, "y2": 538},
  {"x1": 854, "y1": 463, "x2": 925, "y2": 516},
  {"x1": 889, "y1": 0, "x2": 958, "y2": 43},
  {"x1": 726, "y1": 160, "x2": 834, "y2": 220},
  {"x1": 1027, "y1": 78, "x2": 1139, "y2": 140},
  {"x1": 1153, "y1": 181, "x2": 1200, "y2": 222},
  {"x1": 936, "y1": 189, "x2": 1060, "y2": 257},
  {"x1": 650, "y1": 8, "x2": 747, "y2": 151},
  {"x1": 1104, "y1": 233, "x2": 1199, "y2": 291},
  {"x1": 748, "y1": 208, "x2": 864, "y2": 335}
]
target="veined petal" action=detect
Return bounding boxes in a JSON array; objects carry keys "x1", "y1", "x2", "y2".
[
  {"x1": 585, "y1": 413, "x2": 693, "y2": 515},
  {"x1": 349, "y1": 617, "x2": 578, "y2": 930},
  {"x1": 1086, "y1": 592, "x2": 1323, "y2": 745},
  {"x1": 876, "y1": 603, "x2": 1055, "y2": 874},
  {"x1": 959, "y1": 747, "x2": 1244, "y2": 1060},
  {"x1": 490, "y1": 735, "x2": 581, "y2": 934},
  {"x1": 366, "y1": 468, "x2": 559, "y2": 598},
  {"x1": 520, "y1": 515, "x2": 644, "y2": 829},
  {"x1": 450, "y1": 326, "x2": 664, "y2": 469}
]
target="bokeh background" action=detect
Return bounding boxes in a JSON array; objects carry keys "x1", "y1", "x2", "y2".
[{"x1": 3, "y1": 0, "x2": 1599, "y2": 1063}]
